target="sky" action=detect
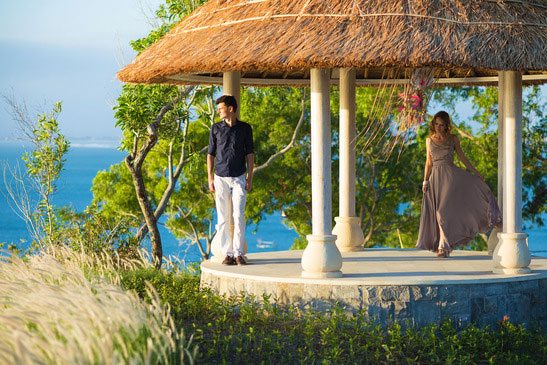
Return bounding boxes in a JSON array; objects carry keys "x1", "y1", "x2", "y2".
[
  {"x1": 0, "y1": 0, "x2": 163, "y2": 144},
  {"x1": 0, "y1": 1, "x2": 543, "y2": 144}
]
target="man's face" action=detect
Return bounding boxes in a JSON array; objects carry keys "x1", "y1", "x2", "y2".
[{"x1": 217, "y1": 102, "x2": 233, "y2": 120}]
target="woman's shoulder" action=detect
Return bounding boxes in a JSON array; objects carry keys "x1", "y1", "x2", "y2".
[{"x1": 449, "y1": 134, "x2": 461, "y2": 148}]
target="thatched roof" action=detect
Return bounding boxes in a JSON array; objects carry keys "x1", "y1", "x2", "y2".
[{"x1": 117, "y1": 0, "x2": 547, "y2": 86}]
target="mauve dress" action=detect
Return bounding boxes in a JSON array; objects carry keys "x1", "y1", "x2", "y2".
[{"x1": 416, "y1": 137, "x2": 502, "y2": 252}]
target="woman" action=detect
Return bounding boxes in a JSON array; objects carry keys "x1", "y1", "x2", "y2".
[{"x1": 416, "y1": 111, "x2": 502, "y2": 257}]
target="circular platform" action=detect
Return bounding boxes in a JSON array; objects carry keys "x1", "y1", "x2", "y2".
[{"x1": 201, "y1": 249, "x2": 547, "y2": 328}]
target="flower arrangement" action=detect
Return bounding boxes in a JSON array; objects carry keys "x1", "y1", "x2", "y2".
[{"x1": 397, "y1": 68, "x2": 435, "y2": 130}]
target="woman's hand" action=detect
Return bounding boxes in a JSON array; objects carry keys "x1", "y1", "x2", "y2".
[{"x1": 422, "y1": 181, "x2": 429, "y2": 193}]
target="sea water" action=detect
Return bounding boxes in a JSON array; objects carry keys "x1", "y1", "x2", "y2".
[
  {"x1": 0, "y1": 143, "x2": 298, "y2": 263},
  {"x1": 1, "y1": 143, "x2": 545, "y2": 263}
]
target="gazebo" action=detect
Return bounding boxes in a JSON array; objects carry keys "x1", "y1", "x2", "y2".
[{"x1": 118, "y1": 0, "x2": 547, "y2": 326}]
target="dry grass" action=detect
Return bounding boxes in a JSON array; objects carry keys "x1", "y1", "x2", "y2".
[
  {"x1": 118, "y1": 0, "x2": 547, "y2": 85},
  {"x1": 0, "y1": 246, "x2": 197, "y2": 364}
]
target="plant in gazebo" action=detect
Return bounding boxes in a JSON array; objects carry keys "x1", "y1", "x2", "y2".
[{"x1": 396, "y1": 68, "x2": 436, "y2": 131}]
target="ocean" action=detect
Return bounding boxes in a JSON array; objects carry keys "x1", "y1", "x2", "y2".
[
  {"x1": 0, "y1": 143, "x2": 545, "y2": 262},
  {"x1": 0, "y1": 142, "x2": 298, "y2": 263}
]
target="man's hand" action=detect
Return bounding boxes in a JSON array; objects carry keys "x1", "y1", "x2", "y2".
[
  {"x1": 246, "y1": 179, "x2": 252, "y2": 192},
  {"x1": 208, "y1": 179, "x2": 215, "y2": 193}
]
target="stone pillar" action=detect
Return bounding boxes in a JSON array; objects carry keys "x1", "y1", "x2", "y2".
[
  {"x1": 222, "y1": 71, "x2": 241, "y2": 118},
  {"x1": 301, "y1": 68, "x2": 343, "y2": 278},
  {"x1": 488, "y1": 73, "x2": 505, "y2": 254},
  {"x1": 333, "y1": 68, "x2": 364, "y2": 252},
  {"x1": 493, "y1": 71, "x2": 531, "y2": 274},
  {"x1": 210, "y1": 71, "x2": 245, "y2": 262}
]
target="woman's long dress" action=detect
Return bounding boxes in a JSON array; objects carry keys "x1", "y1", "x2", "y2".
[{"x1": 416, "y1": 137, "x2": 502, "y2": 252}]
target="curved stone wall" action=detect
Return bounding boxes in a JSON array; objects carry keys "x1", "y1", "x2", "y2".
[{"x1": 201, "y1": 250, "x2": 547, "y2": 329}]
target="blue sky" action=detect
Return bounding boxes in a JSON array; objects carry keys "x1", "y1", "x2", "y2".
[{"x1": 0, "y1": 0, "x2": 163, "y2": 143}]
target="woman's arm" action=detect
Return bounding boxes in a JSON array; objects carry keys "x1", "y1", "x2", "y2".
[
  {"x1": 453, "y1": 135, "x2": 483, "y2": 180},
  {"x1": 422, "y1": 138, "x2": 433, "y2": 193}
]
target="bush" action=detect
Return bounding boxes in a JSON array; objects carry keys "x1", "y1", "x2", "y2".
[{"x1": 120, "y1": 268, "x2": 547, "y2": 364}]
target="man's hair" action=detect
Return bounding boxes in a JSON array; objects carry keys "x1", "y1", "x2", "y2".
[{"x1": 216, "y1": 95, "x2": 238, "y2": 112}]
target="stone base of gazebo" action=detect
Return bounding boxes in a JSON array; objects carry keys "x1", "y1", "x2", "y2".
[{"x1": 200, "y1": 249, "x2": 547, "y2": 329}]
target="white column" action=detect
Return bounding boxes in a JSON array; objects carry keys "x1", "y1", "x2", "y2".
[
  {"x1": 488, "y1": 73, "x2": 505, "y2": 254},
  {"x1": 497, "y1": 73, "x2": 505, "y2": 215},
  {"x1": 332, "y1": 68, "x2": 364, "y2": 252},
  {"x1": 223, "y1": 71, "x2": 241, "y2": 118},
  {"x1": 493, "y1": 71, "x2": 531, "y2": 274},
  {"x1": 301, "y1": 68, "x2": 343, "y2": 278},
  {"x1": 210, "y1": 71, "x2": 244, "y2": 262}
]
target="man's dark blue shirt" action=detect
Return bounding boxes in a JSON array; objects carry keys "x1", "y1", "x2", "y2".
[{"x1": 208, "y1": 119, "x2": 254, "y2": 177}]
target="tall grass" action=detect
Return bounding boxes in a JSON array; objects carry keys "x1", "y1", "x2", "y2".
[{"x1": 0, "y1": 246, "x2": 197, "y2": 364}]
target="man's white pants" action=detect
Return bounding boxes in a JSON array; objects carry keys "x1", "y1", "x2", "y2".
[{"x1": 214, "y1": 174, "x2": 246, "y2": 257}]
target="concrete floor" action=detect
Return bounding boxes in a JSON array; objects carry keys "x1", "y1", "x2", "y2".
[{"x1": 201, "y1": 248, "x2": 547, "y2": 285}]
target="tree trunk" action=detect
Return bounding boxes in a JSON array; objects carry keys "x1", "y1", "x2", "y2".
[
  {"x1": 123, "y1": 93, "x2": 187, "y2": 268},
  {"x1": 126, "y1": 157, "x2": 163, "y2": 268}
]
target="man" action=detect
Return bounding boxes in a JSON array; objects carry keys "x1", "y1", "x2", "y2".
[{"x1": 207, "y1": 95, "x2": 254, "y2": 265}]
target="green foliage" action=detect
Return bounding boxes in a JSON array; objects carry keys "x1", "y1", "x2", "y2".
[
  {"x1": 21, "y1": 101, "x2": 70, "y2": 246},
  {"x1": 55, "y1": 206, "x2": 139, "y2": 257},
  {"x1": 130, "y1": 0, "x2": 206, "y2": 53},
  {"x1": 0, "y1": 242, "x2": 20, "y2": 255},
  {"x1": 94, "y1": 83, "x2": 218, "y2": 255},
  {"x1": 114, "y1": 84, "x2": 182, "y2": 150},
  {"x1": 240, "y1": 87, "x2": 311, "y2": 231},
  {"x1": 22, "y1": 102, "x2": 69, "y2": 186},
  {"x1": 240, "y1": 86, "x2": 425, "y2": 249},
  {"x1": 120, "y1": 268, "x2": 547, "y2": 364},
  {"x1": 91, "y1": 162, "x2": 141, "y2": 221},
  {"x1": 353, "y1": 119, "x2": 422, "y2": 248}
]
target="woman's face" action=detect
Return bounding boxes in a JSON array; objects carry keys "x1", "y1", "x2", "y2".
[{"x1": 434, "y1": 118, "x2": 447, "y2": 134}]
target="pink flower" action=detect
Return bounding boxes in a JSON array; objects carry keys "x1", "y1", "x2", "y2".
[{"x1": 409, "y1": 94, "x2": 422, "y2": 109}]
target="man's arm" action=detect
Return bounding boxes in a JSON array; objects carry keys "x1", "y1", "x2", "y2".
[
  {"x1": 207, "y1": 154, "x2": 215, "y2": 192},
  {"x1": 207, "y1": 125, "x2": 217, "y2": 192},
  {"x1": 246, "y1": 153, "x2": 254, "y2": 192},
  {"x1": 244, "y1": 124, "x2": 254, "y2": 192}
]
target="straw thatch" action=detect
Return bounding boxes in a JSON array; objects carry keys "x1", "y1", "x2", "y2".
[{"x1": 117, "y1": 0, "x2": 547, "y2": 85}]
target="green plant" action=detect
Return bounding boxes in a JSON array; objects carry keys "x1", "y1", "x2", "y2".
[
  {"x1": 120, "y1": 268, "x2": 547, "y2": 364},
  {"x1": 0, "y1": 246, "x2": 197, "y2": 364}
]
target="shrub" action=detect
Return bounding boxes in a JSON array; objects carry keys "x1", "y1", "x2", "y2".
[{"x1": 120, "y1": 268, "x2": 546, "y2": 364}]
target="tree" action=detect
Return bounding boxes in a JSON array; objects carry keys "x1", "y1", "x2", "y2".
[
  {"x1": 2, "y1": 98, "x2": 69, "y2": 248},
  {"x1": 92, "y1": 0, "x2": 212, "y2": 267},
  {"x1": 114, "y1": 84, "x2": 212, "y2": 267},
  {"x1": 93, "y1": 85, "x2": 308, "y2": 261},
  {"x1": 92, "y1": 1, "x2": 309, "y2": 263}
]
